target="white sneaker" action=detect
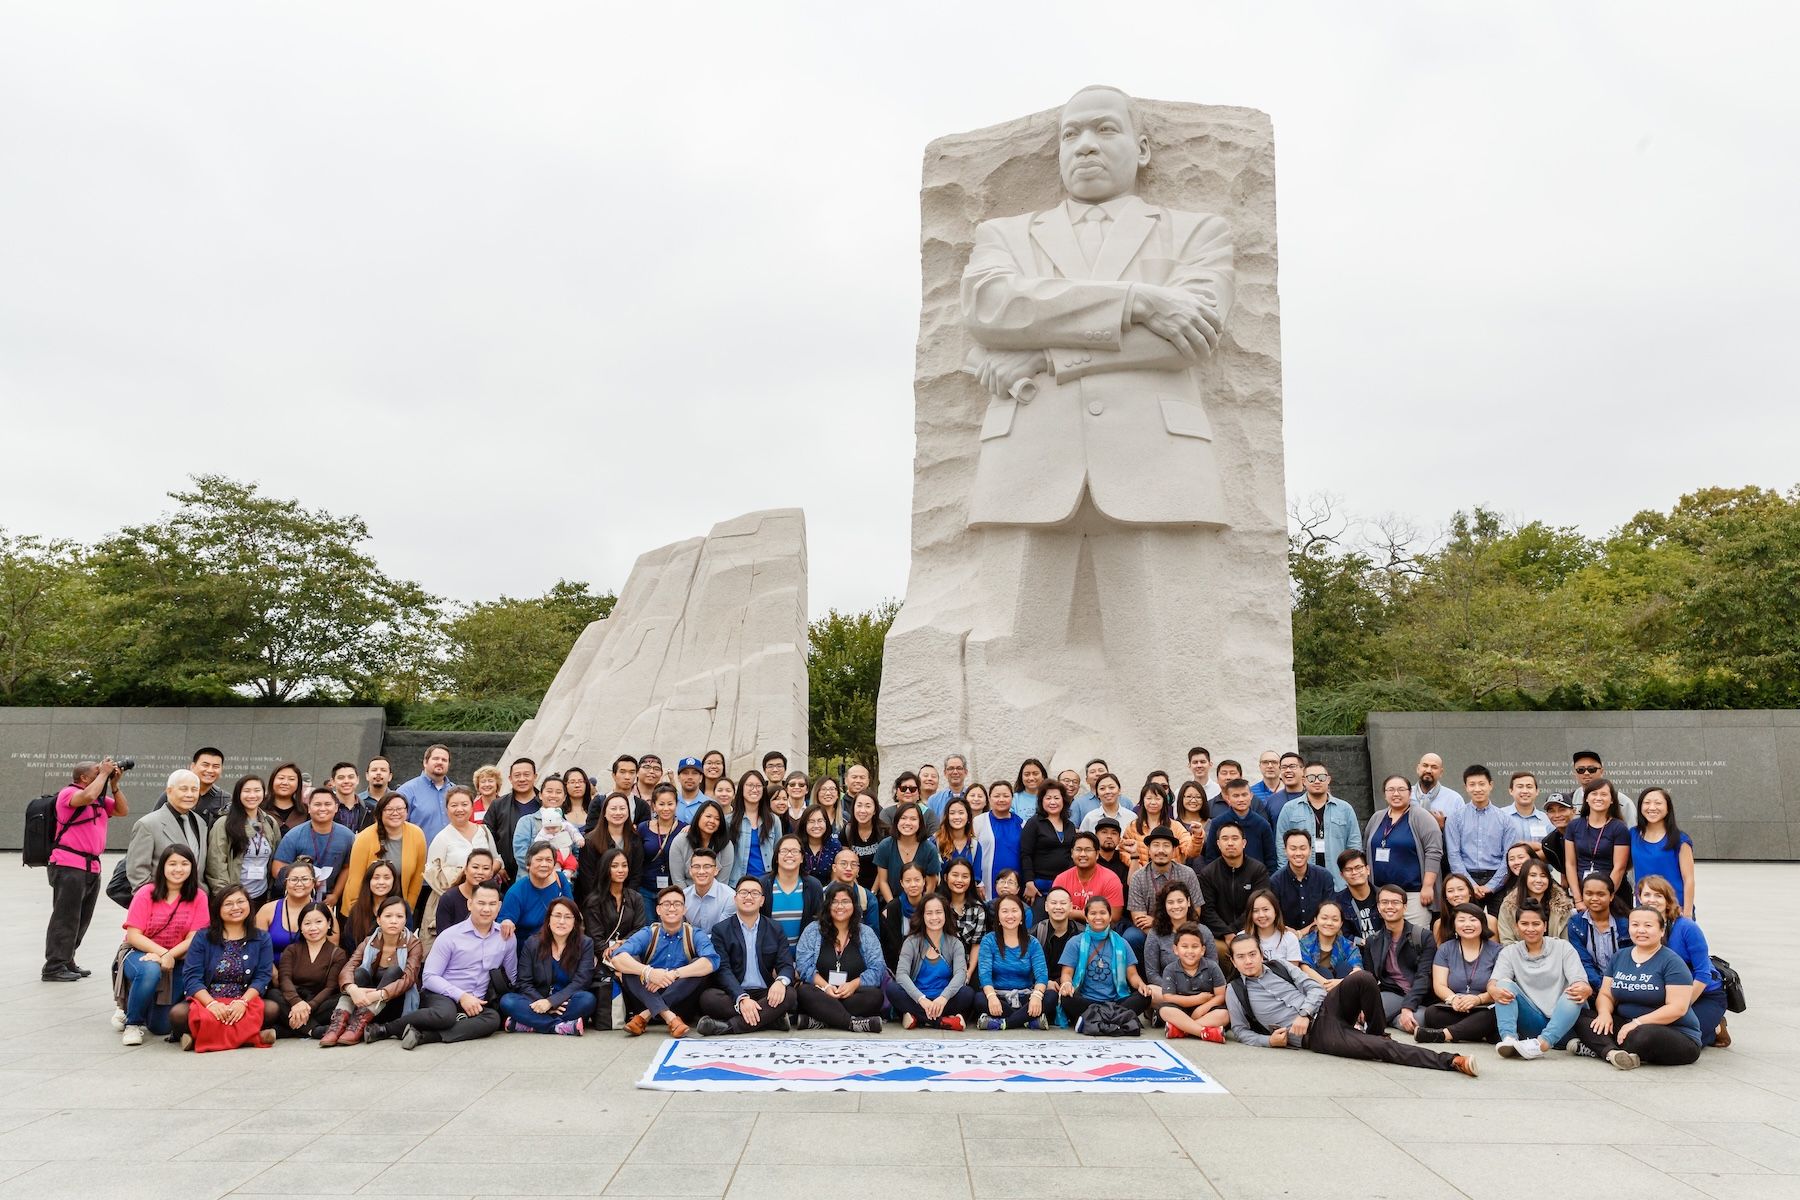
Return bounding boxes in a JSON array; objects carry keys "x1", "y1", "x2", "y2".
[
  {"x1": 110, "y1": 1008, "x2": 127, "y2": 1032},
  {"x1": 1496, "y1": 1037, "x2": 1520, "y2": 1058},
  {"x1": 1516, "y1": 1038, "x2": 1545, "y2": 1060},
  {"x1": 121, "y1": 1025, "x2": 146, "y2": 1047}
]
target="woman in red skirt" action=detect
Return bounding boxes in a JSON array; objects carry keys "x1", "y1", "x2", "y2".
[{"x1": 171, "y1": 884, "x2": 277, "y2": 1052}]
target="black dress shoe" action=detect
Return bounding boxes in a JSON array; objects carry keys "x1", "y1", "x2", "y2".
[
  {"x1": 40, "y1": 968, "x2": 82, "y2": 983},
  {"x1": 74, "y1": 965, "x2": 92, "y2": 978}
]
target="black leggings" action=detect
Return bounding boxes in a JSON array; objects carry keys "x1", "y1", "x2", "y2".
[
  {"x1": 1061, "y1": 991, "x2": 1149, "y2": 1022},
  {"x1": 797, "y1": 983, "x2": 885, "y2": 1029},
  {"x1": 1573, "y1": 1008, "x2": 1702, "y2": 1065},
  {"x1": 1420, "y1": 1001, "x2": 1500, "y2": 1043}
]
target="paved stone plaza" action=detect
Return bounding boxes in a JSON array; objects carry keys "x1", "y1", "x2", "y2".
[{"x1": 2, "y1": 856, "x2": 1794, "y2": 1199}]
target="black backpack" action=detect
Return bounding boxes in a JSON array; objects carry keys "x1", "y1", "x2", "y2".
[
  {"x1": 1077, "y1": 1001, "x2": 1142, "y2": 1036},
  {"x1": 22, "y1": 794, "x2": 102, "y2": 870},
  {"x1": 1230, "y1": 958, "x2": 1304, "y2": 1037}
]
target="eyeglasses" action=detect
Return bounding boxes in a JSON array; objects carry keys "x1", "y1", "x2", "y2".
[
  {"x1": 1303, "y1": 774, "x2": 1329, "y2": 783},
  {"x1": 1573, "y1": 765, "x2": 1601, "y2": 774},
  {"x1": 898, "y1": 784, "x2": 919, "y2": 793}
]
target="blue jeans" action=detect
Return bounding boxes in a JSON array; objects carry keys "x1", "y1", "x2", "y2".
[
  {"x1": 1496, "y1": 991, "x2": 1582, "y2": 1047},
  {"x1": 122, "y1": 949, "x2": 173, "y2": 1033},
  {"x1": 1693, "y1": 990, "x2": 1727, "y2": 1047},
  {"x1": 498, "y1": 990, "x2": 598, "y2": 1032},
  {"x1": 1120, "y1": 925, "x2": 1147, "y2": 965}
]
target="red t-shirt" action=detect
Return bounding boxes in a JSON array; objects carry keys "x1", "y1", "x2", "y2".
[
  {"x1": 49, "y1": 785, "x2": 117, "y2": 873},
  {"x1": 1052, "y1": 864, "x2": 1125, "y2": 914}
]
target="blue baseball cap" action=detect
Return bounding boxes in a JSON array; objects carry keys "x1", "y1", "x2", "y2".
[{"x1": 676, "y1": 757, "x2": 703, "y2": 772}]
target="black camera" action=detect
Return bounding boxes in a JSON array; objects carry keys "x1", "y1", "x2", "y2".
[{"x1": 115, "y1": 758, "x2": 136, "y2": 772}]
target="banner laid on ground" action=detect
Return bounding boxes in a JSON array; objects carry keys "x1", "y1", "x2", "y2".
[{"x1": 636, "y1": 1038, "x2": 1229, "y2": 1093}]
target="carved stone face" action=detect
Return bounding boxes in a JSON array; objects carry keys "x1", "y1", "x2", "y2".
[{"x1": 1058, "y1": 88, "x2": 1148, "y2": 202}]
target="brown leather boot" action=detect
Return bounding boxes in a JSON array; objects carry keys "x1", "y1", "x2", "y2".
[
  {"x1": 317, "y1": 1009, "x2": 352, "y2": 1048},
  {"x1": 624, "y1": 1012, "x2": 650, "y2": 1037},
  {"x1": 665, "y1": 1014, "x2": 690, "y2": 1039},
  {"x1": 338, "y1": 1010, "x2": 375, "y2": 1046}
]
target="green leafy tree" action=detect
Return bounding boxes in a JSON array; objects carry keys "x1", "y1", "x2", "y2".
[
  {"x1": 441, "y1": 580, "x2": 616, "y2": 701},
  {"x1": 808, "y1": 600, "x2": 897, "y2": 777},
  {"x1": 1675, "y1": 486, "x2": 1800, "y2": 698},
  {"x1": 0, "y1": 531, "x2": 96, "y2": 701},
  {"x1": 88, "y1": 475, "x2": 439, "y2": 701}
]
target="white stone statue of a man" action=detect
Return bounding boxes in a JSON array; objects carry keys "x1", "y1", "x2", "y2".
[{"x1": 961, "y1": 84, "x2": 1232, "y2": 528}]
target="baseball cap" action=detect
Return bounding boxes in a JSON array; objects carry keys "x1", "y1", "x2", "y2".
[
  {"x1": 677, "y1": 756, "x2": 702, "y2": 772},
  {"x1": 1094, "y1": 816, "x2": 1122, "y2": 833},
  {"x1": 1544, "y1": 791, "x2": 1574, "y2": 809}
]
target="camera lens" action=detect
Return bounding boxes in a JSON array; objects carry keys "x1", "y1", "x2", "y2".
[{"x1": 117, "y1": 758, "x2": 136, "y2": 771}]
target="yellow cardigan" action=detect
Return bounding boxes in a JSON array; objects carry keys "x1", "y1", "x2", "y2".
[{"x1": 342, "y1": 823, "x2": 427, "y2": 909}]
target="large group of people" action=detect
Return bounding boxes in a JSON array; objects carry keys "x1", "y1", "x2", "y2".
[{"x1": 38, "y1": 741, "x2": 1731, "y2": 1073}]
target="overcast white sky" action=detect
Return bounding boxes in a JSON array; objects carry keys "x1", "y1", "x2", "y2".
[{"x1": 3, "y1": 2, "x2": 1795, "y2": 617}]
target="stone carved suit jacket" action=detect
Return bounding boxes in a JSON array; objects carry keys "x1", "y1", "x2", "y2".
[{"x1": 961, "y1": 194, "x2": 1233, "y2": 527}]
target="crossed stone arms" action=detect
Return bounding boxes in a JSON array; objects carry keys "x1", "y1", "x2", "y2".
[{"x1": 960, "y1": 212, "x2": 1235, "y2": 400}]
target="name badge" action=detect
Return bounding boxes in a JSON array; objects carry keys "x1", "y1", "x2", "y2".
[
  {"x1": 656, "y1": 875, "x2": 670, "y2": 888},
  {"x1": 828, "y1": 970, "x2": 848, "y2": 987},
  {"x1": 1374, "y1": 848, "x2": 1391, "y2": 863}
]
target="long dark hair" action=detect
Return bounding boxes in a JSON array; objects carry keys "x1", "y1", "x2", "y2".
[
  {"x1": 1014, "y1": 758, "x2": 1049, "y2": 796},
  {"x1": 1133, "y1": 780, "x2": 1170, "y2": 834},
  {"x1": 595, "y1": 847, "x2": 631, "y2": 896},
  {"x1": 536, "y1": 897, "x2": 586, "y2": 976},
  {"x1": 1510, "y1": 859, "x2": 1555, "y2": 911},
  {"x1": 267, "y1": 762, "x2": 303, "y2": 808},
  {"x1": 1433, "y1": 872, "x2": 1483, "y2": 943},
  {"x1": 223, "y1": 774, "x2": 266, "y2": 857},
  {"x1": 683, "y1": 800, "x2": 733, "y2": 853},
  {"x1": 562, "y1": 768, "x2": 594, "y2": 811},
  {"x1": 730, "y1": 771, "x2": 777, "y2": 842},
  {"x1": 820, "y1": 880, "x2": 862, "y2": 937},
  {"x1": 584, "y1": 792, "x2": 643, "y2": 857},
  {"x1": 206, "y1": 884, "x2": 253, "y2": 944},
  {"x1": 1635, "y1": 786, "x2": 1683, "y2": 844},
  {"x1": 370, "y1": 894, "x2": 409, "y2": 944},
  {"x1": 347, "y1": 858, "x2": 401, "y2": 944},
  {"x1": 1240, "y1": 886, "x2": 1287, "y2": 940},
  {"x1": 993, "y1": 894, "x2": 1028, "y2": 949},
  {"x1": 154, "y1": 843, "x2": 200, "y2": 904},
  {"x1": 909, "y1": 892, "x2": 950, "y2": 940},
  {"x1": 1583, "y1": 778, "x2": 1621, "y2": 822}
]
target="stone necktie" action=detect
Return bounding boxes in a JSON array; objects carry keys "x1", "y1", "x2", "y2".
[{"x1": 1076, "y1": 206, "x2": 1109, "y2": 270}]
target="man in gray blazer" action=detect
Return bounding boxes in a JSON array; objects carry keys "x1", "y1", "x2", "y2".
[{"x1": 125, "y1": 769, "x2": 207, "y2": 890}]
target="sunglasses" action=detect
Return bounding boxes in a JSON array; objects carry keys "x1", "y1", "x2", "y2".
[{"x1": 1573, "y1": 765, "x2": 1601, "y2": 774}]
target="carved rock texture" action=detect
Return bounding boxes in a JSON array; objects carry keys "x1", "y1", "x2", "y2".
[
  {"x1": 876, "y1": 99, "x2": 1296, "y2": 784},
  {"x1": 507, "y1": 509, "x2": 808, "y2": 776}
]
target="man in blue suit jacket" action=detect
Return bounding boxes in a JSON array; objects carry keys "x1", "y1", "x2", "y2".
[{"x1": 694, "y1": 877, "x2": 798, "y2": 1036}]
